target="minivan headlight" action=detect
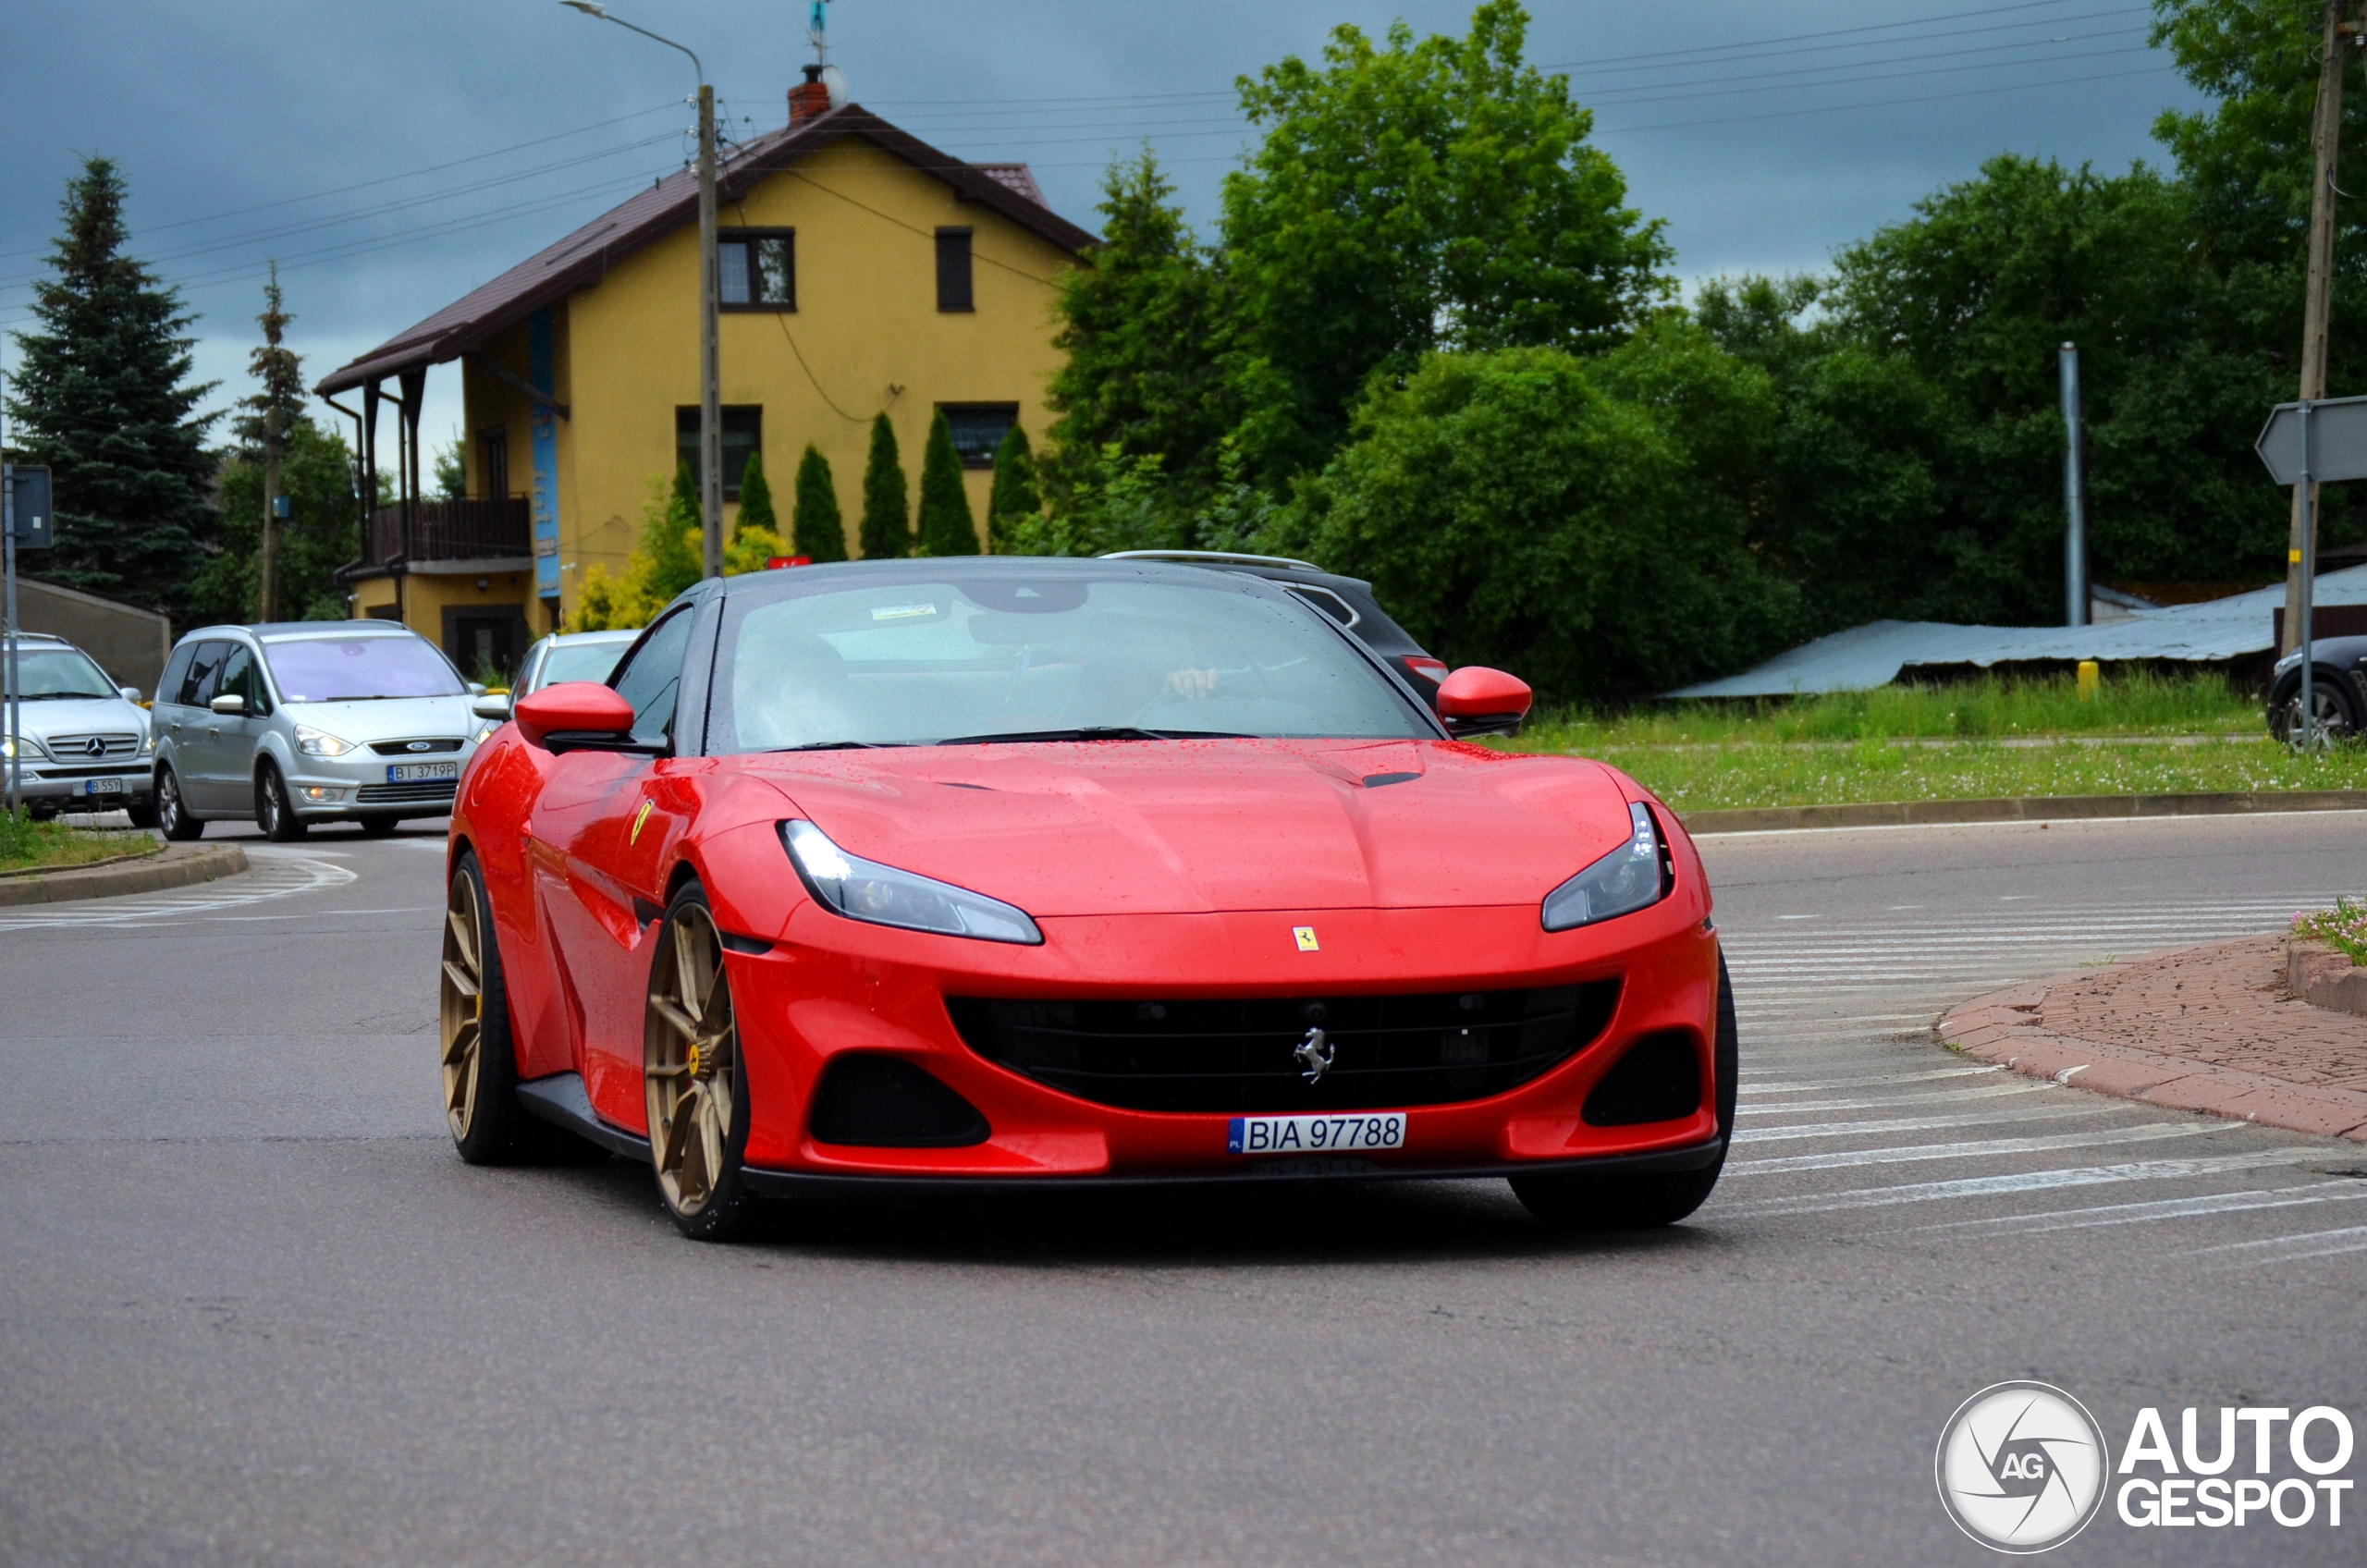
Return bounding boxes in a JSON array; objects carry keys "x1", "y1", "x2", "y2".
[
  {"x1": 1542, "y1": 802, "x2": 1666, "y2": 932},
  {"x1": 294, "y1": 724, "x2": 353, "y2": 757},
  {"x1": 780, "y1": 819, "x2": 1043, "y2": 945}
]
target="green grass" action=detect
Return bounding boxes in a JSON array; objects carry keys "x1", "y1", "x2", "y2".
[
  {"x1": 0, "y1": 812, "x2": 155, "y2": 874},
  {"x1": 2294, "y1": 897, "x2": 2367, "y2": 966},
  {"x1": 1492, "y1": 671, "x2": 2367, "y2": 813}
]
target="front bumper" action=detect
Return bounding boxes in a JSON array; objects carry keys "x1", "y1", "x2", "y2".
[
  {"x1": 13, "y1": 762, "x2": 153, "y2": 805},
  {"x1": 284, "y1": 751, "x2": 469, "y2": 818}
]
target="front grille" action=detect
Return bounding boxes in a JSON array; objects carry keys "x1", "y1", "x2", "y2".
[
  {"x1": 368, "y1": 738, "x2": 464, "y2": 756},
  {"x1": 356, "y1": 780, "x2": 460, "y2": 805},
  {"x1": 44, "y1": 731, "x2": 139, "y2": 759},
  {"x1": 949, "y1": 983, "x2": 1620, "y2": 1114}
]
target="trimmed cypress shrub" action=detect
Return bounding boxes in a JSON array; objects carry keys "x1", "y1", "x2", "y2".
[
  {"x1": 857, "y1": 413, "x2": 910, "y2": 560},
  {"x1": 735, "y1": 449, "x2": 778, "y2": 537},
  {"x1": 914, "y1": 409, "x2": 979, "y2": 557},
  {"x1": 986, "y1": 423, "x2": 1041, "y2": 555},
  {"x1": 792, "y1": 444, "x2": 847, "y2": 562}
]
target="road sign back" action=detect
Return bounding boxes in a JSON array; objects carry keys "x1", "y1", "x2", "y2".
[
  {"x1": 2, "y1": 466, "x2": 52, "y2": 548},
  {"x1": 2256, "y1": 397, "x2": 2367, "y2": 485}
]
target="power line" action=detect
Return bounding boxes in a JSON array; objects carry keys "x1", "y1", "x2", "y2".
[
  {"x1": 1542, "y1": 0, "x2": 2131, "y2": 71},
  {"x1": 1554, "y1": 5, "x2": 2146, "y2": 79},
  {"x1": 1593, "y1": 59, "x2": 2177, "y2": 135}
]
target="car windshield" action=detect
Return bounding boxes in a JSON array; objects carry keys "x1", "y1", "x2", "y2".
[
  {"x1": 11, "y1": 647, "x2": 116, "y2": 700},
  {"x1": 712, "y1": 569, "x2": 1428, "y2": 752},
  {"x1": 540, "y1": 640, "x2": 632, "y2": 689},
  {"x1": 264, "y1": 635, "x2": 464, "y2": 702}
]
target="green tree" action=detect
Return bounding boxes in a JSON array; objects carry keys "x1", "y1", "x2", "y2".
[
  {"x1": 1219, "y1": 0, "x2": 1671, "y2": 480},
  {"x1": 431, "y1": 431, "x2": 468, "y2": 499},
  {"x1": 5, "y1": 155, "x2": 218, "y2": 612},
  {"x1": 914, "y1": 410, "x2": 978, "y2": 556},
  {"x1": 190, "y1": 417, "x2": 359, "y2": 626},
  {"x1": 986, "y1": 423, "x2": 1042, "y2": 553},
  {"x1": 236, "y1": 263, "x2": 308, "y2": 619},
  {"x1": 647, "y1": 460, "x2": 704, "y2": 599},
  {"x1": 792, "y1": 443, "x2": 847, "y2": 562},
  {"x1": 1000, "y1": 446, "x2": 1189, "y2": 558},
  {"x1": 735, "y1": 448, "x2": 779, "y2": 538},
  {"x1": 1044, "y1": 152, "x2": 1234, "y2": 501},
  {"x1": 857, "y1": 413, "x2": 909, "y2": 559}
]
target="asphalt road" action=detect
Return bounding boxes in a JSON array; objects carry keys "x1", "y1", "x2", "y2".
[{"x1": 3, "y1": 812, "x2": 2364, "y2": 1567}]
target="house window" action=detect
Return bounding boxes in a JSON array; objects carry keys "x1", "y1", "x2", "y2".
[
  {"x1": 480, "y1": 429, "x2": 509, "y2": 498},
  {"x1": 719, "y1": 231, "x2": 794, "y2": 310},
  {"x1": 936, "y1": 227, "x2": 974, "y2": 312},
  {"x1": 938, "y1": 404, "x2": 1019, "y2": 469},
  {"x1": 676, "y1": 406, "x2": 763, "y2": 500}
]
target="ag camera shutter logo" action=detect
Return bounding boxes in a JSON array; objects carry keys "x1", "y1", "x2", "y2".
[{"x1": 1935, "y1": 1381, "x2": 2110, "y2": 1553}]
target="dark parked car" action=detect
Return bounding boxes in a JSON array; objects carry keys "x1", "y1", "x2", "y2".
[
  {"x1": 2268, "y1": 637, "x2": 2367, "y2": 742},
  {"x1": 1099, "y1": 550, "x2": 1461, "y2": 717}
]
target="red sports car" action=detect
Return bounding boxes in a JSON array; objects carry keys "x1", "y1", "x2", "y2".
[{"x1": 439, "y1": 558, "x2": 1734, "y2": 1240}]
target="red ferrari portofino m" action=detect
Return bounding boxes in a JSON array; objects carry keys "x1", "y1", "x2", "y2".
[{"x1": 441, "y1": 558, "x2": 1734, "y2": 1239}]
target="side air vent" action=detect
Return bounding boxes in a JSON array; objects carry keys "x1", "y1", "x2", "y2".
[
  {"x1": 808, "y1": 1054, "x2": 989, "y2": 1148},
  {"x1": 1581, "y1": 1030, "x2": 1703, "y2": 1127}
]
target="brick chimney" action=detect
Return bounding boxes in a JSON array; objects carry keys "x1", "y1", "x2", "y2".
[{"x1": 790, "y1": 64, "x2": 831, "y2": 125}]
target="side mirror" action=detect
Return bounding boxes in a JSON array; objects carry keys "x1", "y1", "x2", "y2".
[
  {"x1": 118, "y1": 686, "x2": 141, "y2": 703},
  {"x1": 1435, "y1": 666, "x2": 1531, "y2": 737},
  {"x1": 472, "y1": 693, "x2": 513, "y2": 722},
  {"x1": 514, "y1": 681, "x2": 637, "y2": 752},
  {"x1": 209, "y1": 693, "x2": 247, "y2": 716}
]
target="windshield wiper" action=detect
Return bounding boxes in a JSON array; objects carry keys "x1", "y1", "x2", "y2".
[
  {"x1": 18, "y1": 692, "x2": 116, "y2": 702},
  {"x1": 934, "y1": 727, "x2": 1253, "y2": 745},
  {"x1": 769, "y1": 740, "x2": 908, "y2": 752}
]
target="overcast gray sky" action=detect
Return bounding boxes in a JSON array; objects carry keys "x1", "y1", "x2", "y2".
[{"x1": 0, "y1": 0, "x2": 2201, "y2": 456}]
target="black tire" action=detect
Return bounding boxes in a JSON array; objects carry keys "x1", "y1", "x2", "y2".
[
  {"x1": 155, "y1": 768, "x2": 202, "y2": 840},
  {"x1": 644, "y1": 881, "x2": 762, "y2": 1241},
  {"x1": 358, "y1": 815, "x2": 401, "y2": 837},
  {"x1": 255, "y1": 760, "x2": 308, "y2": 841},
  {"x1": 125, "y1": 799, "x2": 160, "y2": 829},
  {"x1": 442, "y1": 851, "x2": 546, "y2": 1165},
  {"x1": 1512, "y1": 952, "x2": 1739, "y2": 1231},
  {"x1": 2269, "y1": 673, "x2": 2361, "y2": 744}
]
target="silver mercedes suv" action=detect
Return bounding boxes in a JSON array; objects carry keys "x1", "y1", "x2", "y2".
[
  {"x1": 0, "y1": 632, "x2": 158, "y2": 823},
  {"x1": 151, "y1": 621, "x2": 484, "y2": 840}
]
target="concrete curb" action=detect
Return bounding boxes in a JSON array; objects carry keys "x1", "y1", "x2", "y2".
[
  {"x1": 1680, "y1": 789, "x2": 2367, "y2": 837},
  {"x1": 2289, "y1": 938, "x2": 2367, "y2": 1018},
  {"x1": 1936, "y1": 951, "x2": 2367, "y2": 1144},
  {"x1": 0, "y1": 842, "x2": 249, "y2": 907},
  {"x1": 0, "y1": 840, "x2": 164, "y2": 880}
]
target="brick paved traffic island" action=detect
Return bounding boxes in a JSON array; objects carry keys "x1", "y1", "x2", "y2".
[{"x1": 1938, "y1": 936, "x2": 2367, "y2": 1143}]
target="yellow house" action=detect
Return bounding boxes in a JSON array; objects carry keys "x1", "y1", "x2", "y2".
[{"x1": 315, "y1": 82, "x2": 1095, "y2": 672}]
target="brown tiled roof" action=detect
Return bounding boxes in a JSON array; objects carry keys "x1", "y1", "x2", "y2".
[{"x1": 315, "y1": 105, "x2": 1098, "y2": 396}]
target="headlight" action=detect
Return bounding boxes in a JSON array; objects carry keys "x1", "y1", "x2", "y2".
[
  {"x1": 1542, "y1": 802, "x2": 1666, "y2": 932},
  {"x1": 141, "y1": 729, "x2": 156, "y2": 754},
  {"x1": 293, "y1": 724, "x2": 353, "y2": 757},
  {"x1": 780, "y1": 819, "x2": 1043, "y2": 945},
  {"x1": 473, "y1": 724, "x2": 498, "y2": 746},
  {"x1": 0, "y1": 734, "x2": 51, "y2": 761}
]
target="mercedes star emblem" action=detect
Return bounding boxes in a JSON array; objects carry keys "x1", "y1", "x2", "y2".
[
  {"x1": 84, "y1": 736, "x2": 107, "y2": 756},
  {"x1": 1294, "y1": 1026, "x2": 1334, "y2": 1084}
]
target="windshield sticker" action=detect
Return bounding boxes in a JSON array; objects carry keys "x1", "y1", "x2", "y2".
[{"x1": 870, "y1": 604, "x2": 939, "y2": 622}]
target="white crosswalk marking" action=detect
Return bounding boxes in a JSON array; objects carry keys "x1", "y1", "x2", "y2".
[{"x1": 0, "y1": 851, "x2": 356, "y2": 931}]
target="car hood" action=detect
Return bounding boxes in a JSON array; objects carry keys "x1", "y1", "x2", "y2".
[
  {"x1": 18, "y1": 695, "x2": 148, "y2": 744},
  {"x1": 742, "y1": 739, "x2": 1638, "y2": 917},
  {"x1": 283, "y1": 695, "x2": 477, "y2": 744}
]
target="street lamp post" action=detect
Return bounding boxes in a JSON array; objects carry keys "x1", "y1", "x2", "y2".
[{"x1": 560, "y1": 2, "x2": 723, "y2": 581}]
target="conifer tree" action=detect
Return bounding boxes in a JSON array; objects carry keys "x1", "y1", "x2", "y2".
[
  {"x1": 5, "y1": 155, "x2": 218, "y2": 610},
  {"x1": 857, "y1": 413, "x2": 910, "y2": 559},
  {"x1": 987, "y1": 424, "x2": 1041, "y2": 554},
  {"x1": 646, "y1": 459, "x2": 704, "y2": 600},
  {"x1": 239, "y1": 263, "x2": 304, "y2": 619},
  {"x1": 735, "y1": 449, "x2": 779, "y2": 539},
  {"x1": 792, "y1": 443, "x2": 847, "y2": 562},
  {"x1": 914, "y1": 409, "x2": 978, "y2": 556}
]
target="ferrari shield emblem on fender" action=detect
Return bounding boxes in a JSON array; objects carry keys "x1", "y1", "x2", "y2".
[
  {"x1": 1294, "y1": 1026, "x2": 1334, "y2": 1083},
  {"x1": 1293, "y1": 925, "x2": 1319, "y2": 951},
  {"x1": 630, "y1": 799, "x2": 654, "y2": 845}
]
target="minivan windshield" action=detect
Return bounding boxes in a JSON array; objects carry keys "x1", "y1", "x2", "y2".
[
  {"x1": 12, "y1": 647, "x2": 116, "y2": 700},
  {"x1": 264, "y1": 635, "x2": 464, "y2": 702},
  {"x1": 711, "y1": 569, "x2": 1428, "y2": 753},
  {"x1": 540, "y1": 640, "x2": 633, "y2": 689}
]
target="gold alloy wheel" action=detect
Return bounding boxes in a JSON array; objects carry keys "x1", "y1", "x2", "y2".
[
  {"x1": 644, "y1": 903, "x2": 739, "y2": 1218},
  {"x1": 439, "y1": 872, "x2": 487, "y2": 1141}
]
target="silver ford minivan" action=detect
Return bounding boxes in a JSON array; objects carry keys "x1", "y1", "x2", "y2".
[{"x1": 151, "y1": 621, "x2": 484, "y2": 840}]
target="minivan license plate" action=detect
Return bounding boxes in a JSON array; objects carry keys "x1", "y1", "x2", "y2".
[
  {"x1": 387, "y1": 761, "x2": 460, "y2": 784},
  {"x1": 1227, "y1": 1112, "x2": 1405, "y2": 1155}
]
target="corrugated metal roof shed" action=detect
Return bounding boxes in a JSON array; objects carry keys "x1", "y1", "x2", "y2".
[{"x1": 1670, "y1": 566, "x2": 2367, "y2": 697}]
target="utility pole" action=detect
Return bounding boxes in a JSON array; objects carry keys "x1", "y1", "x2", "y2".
[
  {"x1": 260, "y1": 400, "x2": 283, "y2": 621},
  {"x1": 2059, "y1": 343, "x2": 2088, "y2": 628},
  {"x1": 2, "y1": 367, "x2": 16, "y2": 820},
  {"x1": 697, "y1": 81, "x2": 722, "y2": 581},
  {"x1": 2286, "y1": 0, "x2": 2352, "y2": 654}
]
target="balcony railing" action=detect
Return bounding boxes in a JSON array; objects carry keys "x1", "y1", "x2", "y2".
[{"x1": 366, "y1": 497, "x2": 532, "y2": 566}]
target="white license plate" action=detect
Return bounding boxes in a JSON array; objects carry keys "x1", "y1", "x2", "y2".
[
  {"x1": 80, "y1": 777, "x2": 124, "y2": 796},
  {"x1": 386, "y1": 761, "x2": 459, "y2": 784},
  {"x1": 1227, "y1": 1111, "x2": 1406, "y2": 1156}
]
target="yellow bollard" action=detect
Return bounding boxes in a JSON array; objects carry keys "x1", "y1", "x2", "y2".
[{"x1": 2076, "y1": 660, "x2": 2101, "y2": 702}]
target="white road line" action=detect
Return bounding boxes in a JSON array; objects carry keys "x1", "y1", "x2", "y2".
[
  {"x1": 1736, "y1": 1081, "x2": 2045, "y2": 1116},
  {"x1": 1732, "y1": 1101, "x2": 2113, "y2": 1145},
  {"x1": 1909, "y1": 1184, "x2": 2367, "y2": 1235},
  {"x1": 1742, "y1": 1065, "x2": 2003, "y2": 1096},
  {"x1": 1727, "y1": 1121, "x2": 2233, "y2": 1177},
  {"x1": 0, "y1": 856, "x2": 357, "y2": 932},
  {"x1": 2184, "y1": 1224, "x2": 2367, "y2": 1264},
  {"x1": 1715, "y1": 1148, "x2": 2327, "y2": 1218}
]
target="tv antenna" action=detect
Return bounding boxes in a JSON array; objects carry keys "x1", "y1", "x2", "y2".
[{"x1": 807, "y1": 0, "x2": 828, "y2": 64}]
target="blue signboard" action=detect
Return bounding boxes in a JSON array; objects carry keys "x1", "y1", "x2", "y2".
[{"x1": 529, "y1": 308, "x2": 560, "y2": 600}]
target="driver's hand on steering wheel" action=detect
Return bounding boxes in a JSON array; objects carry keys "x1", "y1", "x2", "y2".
[{"x1": 1164, "y1": 668, "x2": 1220, "y2": 701}]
